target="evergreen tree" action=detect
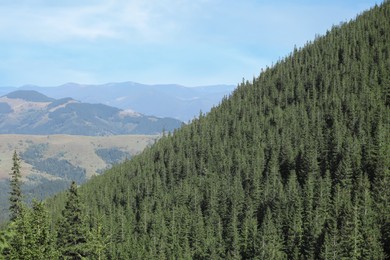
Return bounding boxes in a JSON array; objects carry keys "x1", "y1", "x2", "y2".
[
  {"x1": 6, "y1": 200, "x2": 58, "y2": 259},
  {"x1": 6, "y1": 203, "x2": 31, "y2": 259},
  {"x1": 355, "y1": 173, "x2": 386, "y2": 259},
  {"x1": 0, "y1": 228, "x2": 12, "y2": 257},
  {"x1": 57, "y1": 181, "x2": 89, "y2": 259},
  {"x1": 88, "y1": 216, "x2": 111, "y2": 260},
  {"x1": 29, "y1": 200, "x2": 57, "y2": 259},
  {"x1": 283, "y1": 171, "x2": 303, "y2": 259},
  {"x1": 258, "y1": 207, "x2": 286, "y2": 259},
  {"x1": 9, "y1": 151, "x2": 22, "y2": 222},
  {"x1": 240, "y1": 204, "x2": 259, "y2": 259}
]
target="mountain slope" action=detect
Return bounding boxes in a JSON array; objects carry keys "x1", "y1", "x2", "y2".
[
  {"x1": 17, "y1": 83, "x2": 235, "y2": 122},
  {"x1": 48, "y1": 3, "x2": 389, "y2": 259},
  {"x1": 0, "y1": 90, "x2": 182, "y2": 135}
]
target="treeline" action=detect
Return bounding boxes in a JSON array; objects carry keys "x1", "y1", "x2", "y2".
[{"x1": 1, "y1": 1, "x2": 390, "y2": 259}]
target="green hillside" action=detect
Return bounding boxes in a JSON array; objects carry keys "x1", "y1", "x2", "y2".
[{"x1": 3, "y1": 2, "x2": 390, "y2": 259}]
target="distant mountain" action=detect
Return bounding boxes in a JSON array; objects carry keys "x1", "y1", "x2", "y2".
[
  {"x1": 12, "y1": 82, "x2": 236, "y2": 122},
  {"x1": 0, "y1": 90, "x2": 182, "y2": 135},
  {"x1": 4, "y1": 90, "x2": 55, "y2": 102}
]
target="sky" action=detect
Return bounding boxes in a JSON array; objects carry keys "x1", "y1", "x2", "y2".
[{"x1": 0, "y1": 0, "x2": 382, "y2": 87}]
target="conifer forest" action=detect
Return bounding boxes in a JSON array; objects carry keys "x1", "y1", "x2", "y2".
[{"x1": 1, "y1": 2, "x2": 389, "y2": 259}]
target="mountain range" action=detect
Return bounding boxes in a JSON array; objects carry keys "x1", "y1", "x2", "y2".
[
  {"x1": 0, "y1": 83, "x2": 235, "y2": 122},
  {"x1": 0, "y1": 90, "x2": 182, "y2": 135}
]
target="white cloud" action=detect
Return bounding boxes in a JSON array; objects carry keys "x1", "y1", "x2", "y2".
[
  {"x1": 0, "y1": 0, "x2": 379, "y2": 45},
  {"x1": 0, "y1": 0, "x2": 225, "y2": 45},
  {"x1": 0, "y1": 1, "x2": 149, "y2": 42}
]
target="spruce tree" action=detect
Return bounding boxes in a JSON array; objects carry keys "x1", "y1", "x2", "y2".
[
  {"x1": 88, "y1": 216, "x2": 110, "y2": 260},
  {"x1": 0, "y1": 229, "x2": 11, "y2": 257},
  {"x1": 30, "y1": 200, "x2": 57, "y2": 259},
  {"x1": 258, "y1": 207, "x2": 286, "y2": 259},
  {"x1": 9, "y1": 150, "x2": 22, "y2": 222},
  {"x1": 6, "y1": 203, "x2": 30, "y2": 259},
  {"x1": 7, "y1": 200, "x2": 58, "y2": 259},
  {"x1": 57, "y1": 181, "x2": 89, "y2": 259}
]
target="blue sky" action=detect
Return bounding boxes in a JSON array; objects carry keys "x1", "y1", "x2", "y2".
[{"x1": 0, "y1": 0, "x2": 381, "y2": 87}]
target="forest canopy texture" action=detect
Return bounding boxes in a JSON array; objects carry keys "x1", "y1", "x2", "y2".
[{"x1": 3, "y1": 1, "x2": 390, "y2": 259}]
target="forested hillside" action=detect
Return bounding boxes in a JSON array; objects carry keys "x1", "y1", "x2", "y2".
[{"x1": 2, "y1": 2, "x2": 389, "y2": 259}]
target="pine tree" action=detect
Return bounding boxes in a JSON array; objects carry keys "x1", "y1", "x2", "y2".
[
  {"x1": 6, "y1": 200, "x2": 58, "y2": 259},
  {"x1": 258, "y1": 207, "x2": 286, "y2": 259},
  {"x1": 9, "y1": 151, "x2": 22, "y2": 222},
  {"x1": 240, "y1": 204, "x2": 258, "y2": 259},
  {"x1": 283, "y1": 171, "x2": 303, "y2": 259},
  {"x1": 0, "y1": 228, "x2": 12, "y2": 257},
  {"x1": 88, "y1": 216, "x2": 111, "y2": 260},
  {"x1": 301, "y1": 172, "x2": 316, "y2": 259},
  {"x1": 29, "y1": 200, "x2": 57, "y2": 259},
  {"x1": 57, "y1": 181, "x2": 90, "y2": 259},
  {"x1": 355, "y1": 173, "x2": 386, "y2": 259},
  {"x1": 6, "y1": 203, "x2": 31, "y2": 259}
]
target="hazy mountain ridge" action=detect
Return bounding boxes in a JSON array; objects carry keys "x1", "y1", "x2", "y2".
[
  {"x1": 0, "y1": 82, "x2": 235, "y2": 122},
  {"x1": 0, "y1": 90, "x2": 182, "y2": 135}
]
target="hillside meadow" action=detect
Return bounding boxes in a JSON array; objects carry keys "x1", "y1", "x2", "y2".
[{"x1": 0, "y1": 134, "x2": 158, "y2": 179}]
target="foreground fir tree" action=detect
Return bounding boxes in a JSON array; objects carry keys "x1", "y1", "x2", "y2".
[
  {"x1": 2, "y1": 150, "x2": 24, "y2": 258},
  {"x1": 3, "y1": 152, "x2": 57, "y2": 259},
  {"x1": 6, "y1": 201, "x2": 57, "y2": 259},
  {"x1": 5, "y1": 203, "x2": 30, "y2": 259},
  {"x1": 57, "y1": 181, "x2": 89, "y2": 259},
  {"x1": 0, "y1": 227, "x2": 13, "y2": 258},
  {"x1": 9, "y1": 151, "x2": 22, "y2": 222},
  {"x1": 29, "y1": 200, "x2": 57, "y2": 258}
]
